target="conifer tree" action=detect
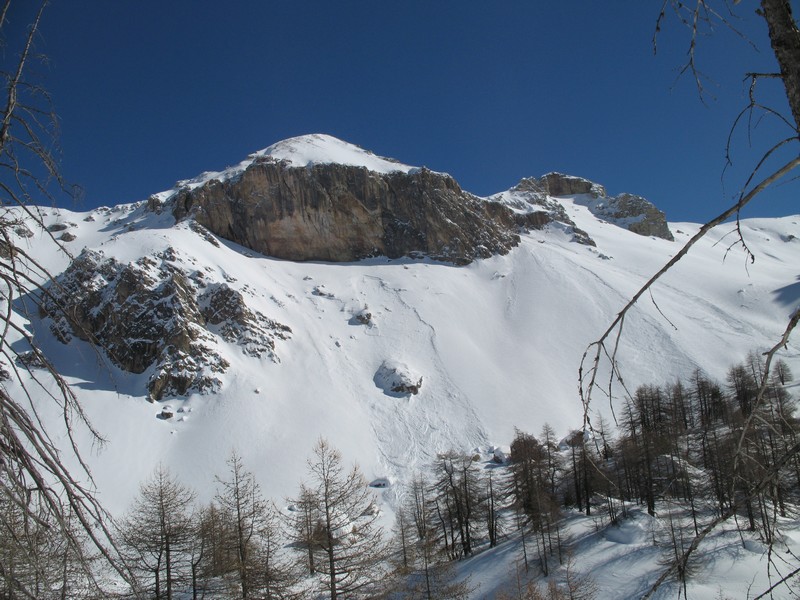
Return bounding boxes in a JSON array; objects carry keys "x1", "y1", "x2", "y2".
[
  {"x1": 285, "y1": 484, "x2": 323, "y2": 577},
  {"x1": 430, "y1": 451, "x2": 483, "y2": 559},
  {"x1": 509, "y1": 430, "x2": 563, "y2": 575},
  {"x1": 0, "y1": 487, "x2": 95, "y2": 599}
]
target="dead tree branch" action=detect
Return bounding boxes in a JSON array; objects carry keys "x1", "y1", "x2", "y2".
[{"x1": 0, "y1": 2, "x2": 138, "y2": 596}]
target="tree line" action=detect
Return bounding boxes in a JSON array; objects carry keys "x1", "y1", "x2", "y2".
[{"x1": 1, "y1": 351, "x2": 797, "y2": 598}]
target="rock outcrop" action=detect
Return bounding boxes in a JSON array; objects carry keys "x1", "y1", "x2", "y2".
[
  {"x1": 43, "y1": 248, "x2": 291, "y2": 400},
  {"x1": 592, "y1": 192, "x2": 674, "y2": 240},
  {"x1": 527, "y1": 173, "x2": 673, "y2": 241},
  {"x1": 168, "y1": 157, "x2": 528, "y2": 265},
  {"x1": 494, "y1": 177, "x2": 596, "y2": 246},
  {"x1": 536, "y1": 172, "x2": 607, "y2": 198}
]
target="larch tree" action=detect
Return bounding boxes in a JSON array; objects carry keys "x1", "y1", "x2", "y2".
[
  {"x1": 430, "y1": 450, "x2": 483, "y2": 559},
  {"x1": 214, "y1": 450, "x2": 294, "y2": 600},
  {"x1": 215, "y1": 451, "x2": 263, "y2": 600},
  {"x1": 0, "y1": 488, "x2": 96, "y2": 599},
  {"x1": 191, "y1": 502, "x2": 233, "y2": 598},
  {"x1": 509, "y1": 430, "x2": 563, "y2": 576},
  {"x1": 285, "y1": 483, "x2": 323, "y2": 577},
  {"x1": 293, "y1": 437, "x2": 389, "y2": 599},
  {"x1": 391, "y1": 504, "x2": 418, "y2": 576},
  {"x1": 120, "y1": 465, "x2": 196, "y2": 600},
  {"x1": 394, "y1": 473, "x2": 473, "y2": 600}
]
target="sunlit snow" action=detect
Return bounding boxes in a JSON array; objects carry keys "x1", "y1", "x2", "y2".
[{"x1": 7, "y1": 147, "x2": 800, "y2": 598}]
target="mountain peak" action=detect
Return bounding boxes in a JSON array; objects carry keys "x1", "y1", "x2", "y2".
[
  {"x1": 169, "y1": 134, "x2": 418, "y2": 195},
  {"x1": 254, "y1": 134, "x2": 417, "y2": 174}
]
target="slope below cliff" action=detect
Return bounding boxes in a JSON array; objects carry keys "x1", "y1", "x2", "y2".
[{"x1": 4, "y1": 135, "x2": 797, "y2": 600}]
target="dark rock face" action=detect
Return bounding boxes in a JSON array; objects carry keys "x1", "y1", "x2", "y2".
[
  {"x1": 43, "y1": 248, "x2": 291, "y2": 400},
  {"x1": 170, "y1": 159, "x2": 525, "y2": 265}
]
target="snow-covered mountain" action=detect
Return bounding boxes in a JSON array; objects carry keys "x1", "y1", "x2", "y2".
[{"x1": 8, "y1": 133, "x2": 800, "y2": 528}]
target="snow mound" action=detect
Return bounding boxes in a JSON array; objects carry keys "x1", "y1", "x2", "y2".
[{"x1": 374, "y1": 360, "x2": 423, "y2": 396}]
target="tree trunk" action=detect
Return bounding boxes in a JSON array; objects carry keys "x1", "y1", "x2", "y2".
[
  {"x1": 761, "y1": 0, "x2": 800, "y2": 131},
  {"x1": 570, "y1": 445, "x2": 582, "y2": 511},
  {"x1": 165, "y1": 535, "x2": 172, "y2": 600},
  {"x1": 325, "y1": 504, "x2": 337, "y2": 600},
  {"x1": 581, "y1": 443, "x2": 591, "y2": 516}
]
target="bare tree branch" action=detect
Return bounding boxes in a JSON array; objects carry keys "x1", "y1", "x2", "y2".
[
  {"x1": 0, "y1": 2, "x2": 138, "y2": 596},
  {"x1": 579, "y1": 155, "x2": 800, "y2": 424},
  {"x1": 590, "y1": 3, "x2": 800, "y2": 598}
]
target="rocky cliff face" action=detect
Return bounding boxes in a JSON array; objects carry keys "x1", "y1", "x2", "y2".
[
  {"x1": 167, "y1": 157, "x2": 531, "y2": 265},
  {"x1": 43, "y1": 248, "x2": 291, "y2": 401},
  {"x1": 594, "y1": 192, "x2": 675, "y2": 240},
  {"x1": 156, "y1": 138, "x2": 672, "y2": 264}
]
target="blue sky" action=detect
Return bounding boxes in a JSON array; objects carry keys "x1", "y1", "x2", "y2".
[{"x1": 18, "y1": 1, "x2": 799, "y2": 222}]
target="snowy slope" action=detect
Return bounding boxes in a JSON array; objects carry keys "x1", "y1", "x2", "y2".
[
  {"x1": 10, "y1": 195, "x2": 800, "y2": 519},
  {"x1": 4, "y1": 138, "x2": 800, "y2": 597},
  {"x1": 456, "y1": 502, "x2": 800, "y2": 599},
  {"x1": 258, "y1": 133, "x2": 417, "y2": 173}
]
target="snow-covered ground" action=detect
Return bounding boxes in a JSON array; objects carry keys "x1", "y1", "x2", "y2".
[
  {"x1": 5, "y1": 160, "x2": 800, "y2": 597},
  {"x1": 457, "y1": 500, "x2": 800, "y2": 599}
]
